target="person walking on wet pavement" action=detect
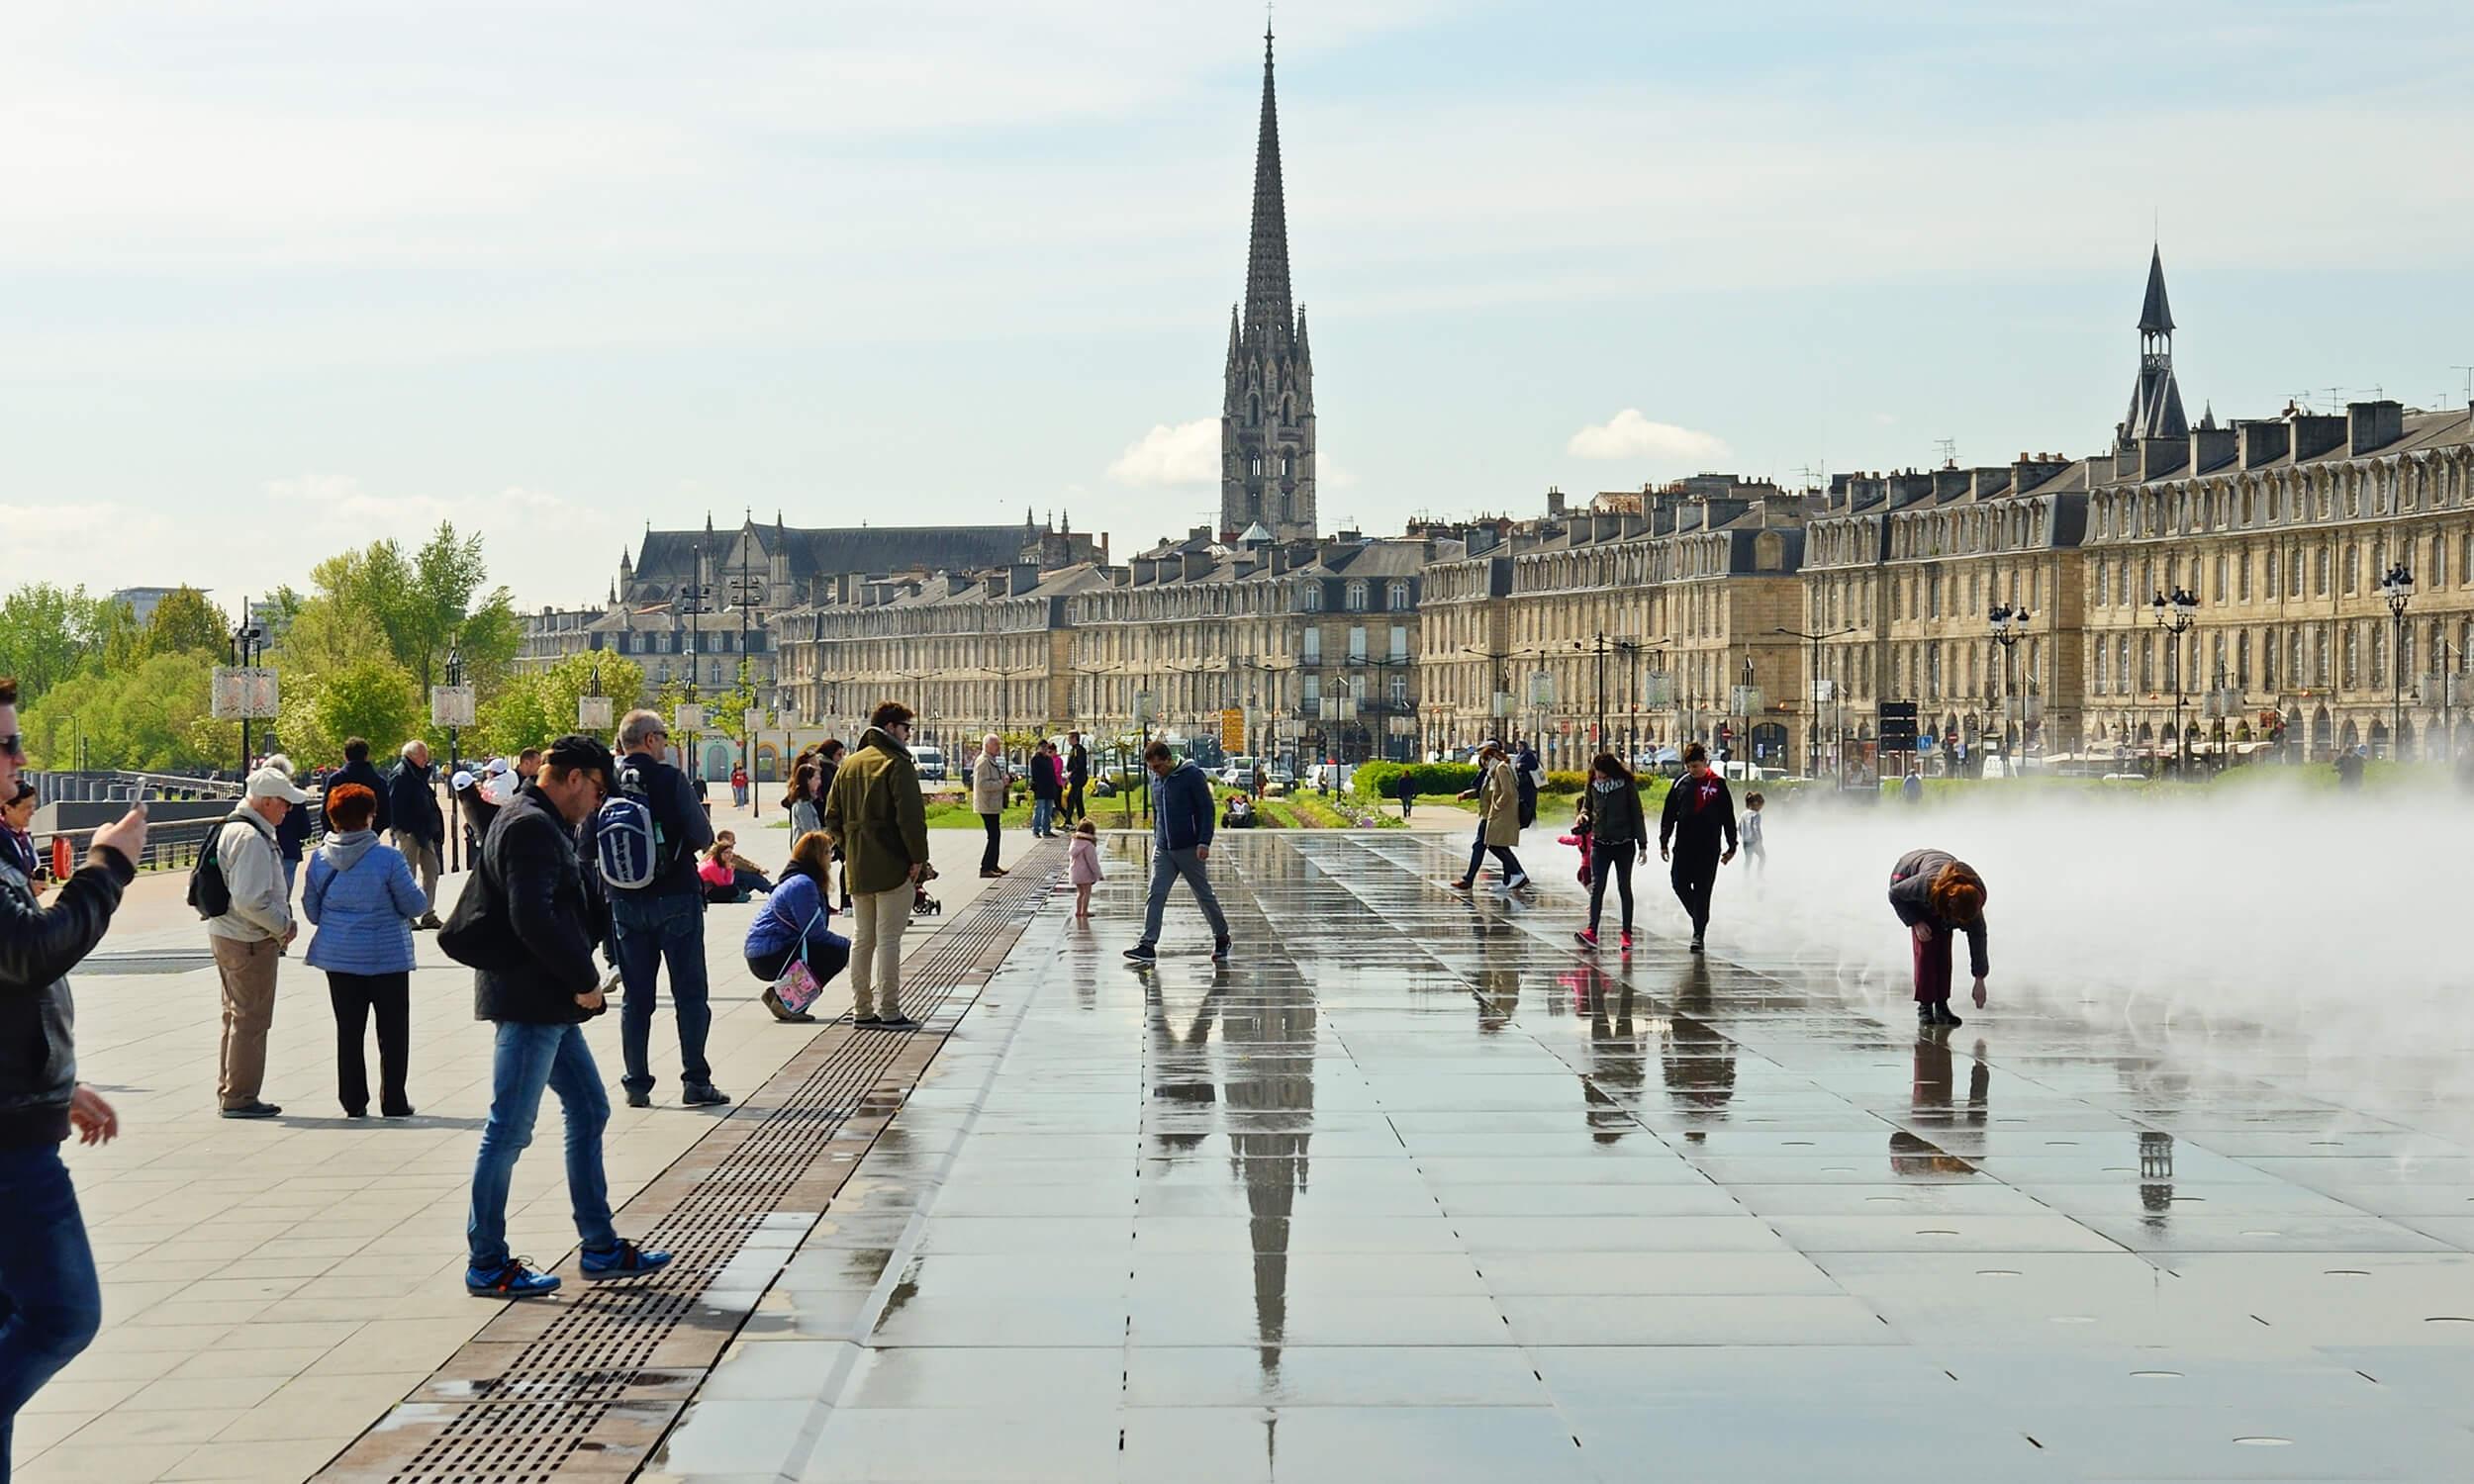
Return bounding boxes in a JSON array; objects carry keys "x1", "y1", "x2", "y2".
[
  {"x1": 821, "y1": 702, "x2": 930, "y2": 1030},
  {"x1": 1123, "y1": 740, "x2": 1228, "y2": 964},
  {"x1": 1888, "y1": 847, "x2": 1988, "y2": 1027},
  {"x1": 461, "y1": 734, "x2": 671, "y2": 1298},
  {"x1": 1575, "y1": 752, "x2": 1647, "y2": 952},
  {"x1": 972, "y1": 734, "x2": 1008, "y2": 878},
  {"x1": 1064, "y1": 730, "x2": 1090, "y2": 824},
  {"x1": 1451, "y1": 740, "x2": 1530, "y2": 893},
  {"x1": 1658, "y1": 741, "x2": 1736, "y2": 953}
]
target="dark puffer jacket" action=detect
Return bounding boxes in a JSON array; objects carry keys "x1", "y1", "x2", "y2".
[
  {"x1": 470, "y1": 791, "x2": 603, "y2": 1025},
  {"x1": 0, "y1": 846, "x2": 135, "y2": 1146}
]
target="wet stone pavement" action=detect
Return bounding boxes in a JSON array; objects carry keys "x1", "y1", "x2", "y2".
[{"x1": 650, "y1": 832, "x2": 2474, "y2": 1483}]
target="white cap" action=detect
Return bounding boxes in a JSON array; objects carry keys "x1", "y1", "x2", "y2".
[
  {"x1": 484, "y1": 757, "x2": 510, "y2": 776},
  {"x1": 244, "y1": 766, "x2": 311, "y2": 804},
  {"x1": 450, "y1": 770, "x2": 476, "y2": 790}
]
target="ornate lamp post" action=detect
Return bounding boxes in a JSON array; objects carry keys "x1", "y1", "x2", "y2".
[
  {"x1": 1986, "y1": 603, "x2": 2030, "y2": 775},
  {"x1": 2149, "y1": 585, "x2": 2199, "y2": 774},
  {"x1": 2380, "y1": 561, "x2": 2415, "y2": 760}
]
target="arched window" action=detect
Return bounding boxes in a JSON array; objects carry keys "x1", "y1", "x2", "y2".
[
  {"x1": 1386, "y1": 580, "x2": 1411, "y2": 611},
  {"x1": 1344, "y1": 580, "x2": 1369, "y2": 612},
  {"x1": 1301, "y1": 583, "x2": 1323, "y2": 612}
]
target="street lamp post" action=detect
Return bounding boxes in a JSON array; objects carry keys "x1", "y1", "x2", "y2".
[
  {"x1": 228, "y1": 602, "x2": 264, "y2": 778},
  {"x1": 1986, "y1": 603, "x2": 2031, "y2": 775},
  {"x1": 2380, "y1": 562, "x2": 2415, "y2": 761},
  {"x1": 2149, "y1": 586, "x2": 2200, "y2": 775},
  {"x1": 1774, "y1": 625, "x2": 1855, "y2": 782},
  {"x1": 444, "y1": 641, "x2": 464, "y2": 873}
]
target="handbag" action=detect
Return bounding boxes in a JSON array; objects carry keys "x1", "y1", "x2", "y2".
[{"x1": 767, "y1": 905, "x2": 850, "y2": 1016}]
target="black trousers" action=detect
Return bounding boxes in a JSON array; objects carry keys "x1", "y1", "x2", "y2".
[
  {"x1": 1669, "y1": 849, "x2": 1721, "y2": 936},
  {"x1": 1465, "y1": 825, "x2": 1523, "y2": 884},
  {"x1": 980, "y1": 812, "x2": 1001, "y2": 872},
  {"x1": 1588, "y1": 846, "x2": 1637, "y2": 931},
  {"x1": 327, "y1": 971, "x2": 411, "y2": 1115},
  {"x1": 1065, "y1": 782, "x2": 1085, "y2": 821}
]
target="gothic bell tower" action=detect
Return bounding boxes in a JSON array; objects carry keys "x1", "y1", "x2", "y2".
[{"x1": 1221, "y1": 28, "x2": 1316, "y2": 542}]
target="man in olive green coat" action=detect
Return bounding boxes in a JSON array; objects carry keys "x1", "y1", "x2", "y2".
[{"x1": 820, "y1": 701, "x2": 932, "y2": 1030}]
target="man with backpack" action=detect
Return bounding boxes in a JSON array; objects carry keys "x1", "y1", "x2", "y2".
[
  {"x1": 202, "y1": 763, "x2": 312, "y2": 1119},
  {"x1": 602, "y1": 709, "x2": 724, "y2": 1109},
  {"x1": 455, "y1": 733, "x2": 670, "y2": 1297}
]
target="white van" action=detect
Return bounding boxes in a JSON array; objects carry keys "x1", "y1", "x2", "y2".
[{"x1": 910, "y1": 746, "x2": 948, "y2": 783}]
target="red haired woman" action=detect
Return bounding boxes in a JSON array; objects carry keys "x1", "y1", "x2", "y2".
[{"x1": 1888, "y1": 849, "x2": 1987, "y2": 1028}]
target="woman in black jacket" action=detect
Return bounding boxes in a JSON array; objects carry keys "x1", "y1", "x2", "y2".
[{"x1": 1575, "y1": 753, "x2": 1648, "y2": 952}]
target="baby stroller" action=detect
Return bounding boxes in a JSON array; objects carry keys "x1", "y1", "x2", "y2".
[{"x1": 912, "y1": 861, "x2": 943, "y2": 917}]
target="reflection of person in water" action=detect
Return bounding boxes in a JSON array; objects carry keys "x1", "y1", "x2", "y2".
[
  {"x1": 1888, "y1": 848, "x2": 1989, "y2": 1028},
  {"x1": 1660, "y1": 959, "x2": 1736, "y2": 1119},
  {"x1": 1889, "y1": 1026, "x2": 1989, "y2": 1176},
  {"x1": 1144, "y1": 972, "x2": 1229, "y2": 1155},
  {"x1": 1562, "y1": 965, "x2": 1646, "y2": 1144}
]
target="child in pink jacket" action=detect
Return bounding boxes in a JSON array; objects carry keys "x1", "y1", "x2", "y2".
[
  {"x1": 1556, "y1": 797, "x2": 1593, "y2": 885},
  {"x1": 1069, "y1": 819, "x2": 1102, "y2": 918}
]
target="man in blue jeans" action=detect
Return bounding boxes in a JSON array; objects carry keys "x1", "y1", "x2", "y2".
[
  {"x1": 0, "y1": 675, "x2": 150, "y2": 1475},
  {"x1": 608, "y1": 709, "x2": 725, "y2": 1110},
  {"x1": 1123, "y1": 741, "x2": 1229, "y2": 965},
  {"x1": 464, "y1": 734, "x2": 669, "y2": 1298}
]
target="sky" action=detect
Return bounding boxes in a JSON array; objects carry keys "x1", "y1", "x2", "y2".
[{"x1": 6, "y1": 0, "x2": 2473, "y2": 611}]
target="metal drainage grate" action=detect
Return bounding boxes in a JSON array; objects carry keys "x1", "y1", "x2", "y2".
[{"x1": 331, "y1": 851, "x2": 1060, "y2": 1484}]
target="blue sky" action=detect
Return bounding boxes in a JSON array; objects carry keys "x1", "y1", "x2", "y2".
[{"x1": 6, "y1": 0, "x2": 2471, "y2": 607}]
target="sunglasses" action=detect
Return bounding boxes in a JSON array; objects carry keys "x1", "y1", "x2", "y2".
[{"x1": 0, "y1": 734, "x2": 23, "y2": 760}]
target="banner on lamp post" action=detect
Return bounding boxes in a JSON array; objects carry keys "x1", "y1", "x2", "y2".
[
  {"x1": 428, "y1": 685, "x2": 475, "y2": 728},
  {"x1": 675, "y1": 703, "x2": 706, "y2": 732},
  {"x1": 578, "y1": 696, "x2": 614, "y2": 730}
]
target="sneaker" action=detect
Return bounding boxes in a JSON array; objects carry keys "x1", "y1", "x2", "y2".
[
  {"x1": 623, "y1": 1087, "x2": 652, "y2": 1109},
  {"x1": 681, "y1": 1083, "x2": 731, "y2": 1107},
  {"x1": 1618, "y1": 930, "x2": 1634, "y2": 952},
  {"x1": 417, "y1": 912, "x2": 444, "y2": 931},
  {"x1": 1122, "y1": 943, "x2": 1159, "y2": 963},
  {"x1": 876, "y1": 1015, "x2": 920, "y2": 1032},
  {"x1": 1688, "y1": 935, "x2": 1705, "y2": 954},
  {"x1": 579, "y1": 1240, "x2": 672, "y2": 1281},
  {"x1": 1211, "y1": 939, "x2": 1231, "y2": 963},
  {"x1": 466, "y1": 1258, "x2": 560, "y2": 1298},
  {"x1": 1574, "y1": 929, "x2": 1599, "y2": 950},
  {"x1": 1505, "y1": 873, "x2": 1532, "y2": 891},
  {"x1": 221, "y1": 1101, "x2": 282, "y2": 1120}
]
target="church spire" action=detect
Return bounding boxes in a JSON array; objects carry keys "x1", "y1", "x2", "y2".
[
  {"x1": 2122, "y1": 243, "x2": 2188, "y2": 444},
  {"x1": 1242, "y1": 28, "x2": 1292, "y2": 336},
  {"x1": 2138, "y1": 243, "x2": 2174, "y2": 335}
]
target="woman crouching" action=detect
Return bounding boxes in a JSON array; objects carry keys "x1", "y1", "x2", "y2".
[{"x1": 1888, "y1": 848, "x2": 1987, "y2": 1028}]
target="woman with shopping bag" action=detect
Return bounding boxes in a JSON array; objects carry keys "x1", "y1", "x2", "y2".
[{"x1": 742, "y1": 831, "x2": 850, "y2": 1024}]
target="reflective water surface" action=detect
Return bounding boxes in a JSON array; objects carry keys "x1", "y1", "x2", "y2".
[{"x1": 656, "y1": 833, "x2": 2474, "y2": 1482}]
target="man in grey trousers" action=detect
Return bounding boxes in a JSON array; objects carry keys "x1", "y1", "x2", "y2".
[{"x1": 1123, "y1": 741, "x2": 1228, "y2": 965}]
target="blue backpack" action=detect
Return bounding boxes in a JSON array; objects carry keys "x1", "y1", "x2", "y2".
[{"x1": 594, "y1": 763, "x2": 670, "y2": 890}]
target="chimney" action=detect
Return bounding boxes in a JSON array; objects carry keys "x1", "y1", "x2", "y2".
[
  {"x1": 2139, "y1": 437, "x2": 2188, "y2": 482},
  {"x1": 2347, "y1": 399, "x2": 2404, "y2": 455},
  {"x1": 1968, "y1": 467, "x2": 2013, "y2": 501},
  {"x1": 2290, "y1": 411, "x2": 2346, "y2": 462},
  {"x1": 1008, "y1": 563, "x2": 1040, "y2": 596},
  {"x1": 983, "y1": 572, "x2": 1007, "y2": 600},
  {"x1": 2191, "y1": 422, "x2": 2237, "y2": 475},
  {"x1": 2238, "y1": 419, "x2": 2289, "y2": 468},
  {"x1": 1181, "y1": 551, "x2": 1213, "y2": 582}
]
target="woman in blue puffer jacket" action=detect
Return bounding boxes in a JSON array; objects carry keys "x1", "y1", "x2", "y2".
[
  {"x1": 744, "y1": 831, "x2": 847, "y2": 1025},
  {"x1": 303, "y1": 784, "x2": 427, "y2": 1118}
]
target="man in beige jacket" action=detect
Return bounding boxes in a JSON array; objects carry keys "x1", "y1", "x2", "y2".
[{"x1": 206, "y1": 765, "x2": 310, "y2": 1118}]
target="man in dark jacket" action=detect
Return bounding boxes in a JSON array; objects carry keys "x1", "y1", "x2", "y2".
[
  {"x1": 463, "y1": 733, "x2": 669, "y2": 1298},
  {"x1": 1515, "y1": 739, "x2": 1542, "y2": 828},
  {"x1": 1064, "y1": 731, "x2": 1089, "y2": 823},
  {"x1": 609, "y1": 709, "x2": 723, "y2": 1109},
  {"x1": 1124, "y1": 742, "x2": 1227, "y2": 965},
  {"x1": 0, "y1": 676, "x2": 147, "y2": 1462},
  {"x1": 326, "y1": 737, "x2": 393, "y2": 837},
  {"x1": 388, "y1": 740, "x2": 446, "y2": 928},
  {"x1": 1657, "y1": 741, "x2": 1737, "y2": 954}
]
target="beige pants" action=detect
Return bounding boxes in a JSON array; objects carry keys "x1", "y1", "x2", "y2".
[
  {"x1": 848, "y1": 884, "x2": 912, "y2": 1018},
  {"x1": 392, "y1": 830, "x2": 441, "y2": 913},
  {"x1": 211, "y1": 935, "x2": 281, "y2": 1108}
]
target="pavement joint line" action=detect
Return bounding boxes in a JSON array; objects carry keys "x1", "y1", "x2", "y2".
[{"x1": 306, "y1": 844, "x2": 1062, "y2": 1483}]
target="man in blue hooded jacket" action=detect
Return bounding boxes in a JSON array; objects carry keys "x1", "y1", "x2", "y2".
[{"x1": 1123, "y1": 741, "x2": 1228, "y2": 965}]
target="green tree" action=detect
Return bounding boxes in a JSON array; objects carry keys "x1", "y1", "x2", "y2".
[
  {"x1": 89, "y1": 598, "x2": 143, "y2": 674},
  {"x1": 277, "y1": 657, "x2": 423, "y2": 767},
  {"x1": 143, "y1": 586, "x2": 230, "y2": 659},
  {"x1": 473, "y1": 652, "x2": 646, "y2": 758},
  {"x1": 0, "y1": 584, "x2": 101, "y2": 695},
  {"x1": 23, "y1": 651, "x2": 236, "y2": 771}
]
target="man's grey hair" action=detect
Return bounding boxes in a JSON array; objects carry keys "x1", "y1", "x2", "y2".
[
  {"x1": 401, "y1": 740, "x2": 425, "y2": 760},
  {"x1": 618, "y1": 709, "x2": 667, "y2": 752}
]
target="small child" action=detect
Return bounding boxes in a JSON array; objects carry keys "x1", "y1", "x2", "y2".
[
  {"x1": 1741, "y1": 791, "x2": 1766, "y2": 870},
  {"x1": 1069, "y1": 818, "x2": 1103, "y2": 919},
  {"x1": 1556, "y1": 797, "x2": 1594, "y2": 885}
]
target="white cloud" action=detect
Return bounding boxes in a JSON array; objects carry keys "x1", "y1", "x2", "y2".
[
  {"x1": 1566, "y1": 410, "x2": 1729, "y2": 462},
  {"x1": 1106, "y1": 418, "x2": 1219, "y2": 488}
]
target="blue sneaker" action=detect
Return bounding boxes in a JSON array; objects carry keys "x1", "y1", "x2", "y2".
[
  {"x1": 579, "y1": 1239, "x2": 672, "y2": 1281},
  {"x1": 466, "y1": 1258, "x2": 560, "y2": 1298}
]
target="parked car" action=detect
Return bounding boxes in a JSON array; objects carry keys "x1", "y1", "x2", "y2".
[{"x1": 910, "y1": 745, "x2": 947, "y2": 783}]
